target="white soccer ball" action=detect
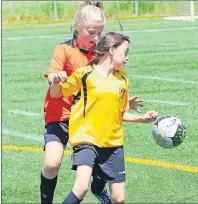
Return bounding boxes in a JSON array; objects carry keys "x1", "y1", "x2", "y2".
[{"x1": 152, "y1": 115, "x2": 186, "y2": 149}]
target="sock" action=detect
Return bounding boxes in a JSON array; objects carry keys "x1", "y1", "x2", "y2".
[
  {"x1": 62, "y1": 191, "x2": 83, "y2": 204},
  {"x1": 40, "y1": 171, "x2": 58, "y2": 204},
  {"x1": 91, "y1": 176, "x2": 107, "y2": 195}
]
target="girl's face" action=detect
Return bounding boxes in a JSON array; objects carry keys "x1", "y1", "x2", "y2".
[
  {"x1": 112, "y1": 41, "x2": 129, "y2": 69},
  {"x1": 77, "y1": 24, "x2": 103, "y2": 49}
]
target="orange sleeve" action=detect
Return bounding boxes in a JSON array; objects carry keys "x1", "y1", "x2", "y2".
[{"x1": 44, "y1": 44, "x2": 69, "y2": 78}]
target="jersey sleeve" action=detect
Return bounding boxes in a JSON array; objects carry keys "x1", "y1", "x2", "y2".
[
  {"x1": 121, "y1": 73, "x2": 129, "y2": 112},
  {"x1": 60, "y1": 68, "x2": 85, "y2": 97},
  {"x1": 122, "y1": 87, "x2": 129, "y2": 111},
  {"x1": 44, "y1": 44, "x2": 69, "y2": 78}
]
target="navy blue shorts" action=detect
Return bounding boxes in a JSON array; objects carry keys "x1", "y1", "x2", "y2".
[
  {"x1": 44, "y1": 121, "x2": 69, "y2": 149},
  {"x1": 71, "y1": 144, "x2": 125, "y2": 183}
]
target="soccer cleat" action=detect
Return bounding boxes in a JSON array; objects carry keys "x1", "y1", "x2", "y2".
[{"x1": 92, "y1": 188, "x2": 111, "y2": 204}]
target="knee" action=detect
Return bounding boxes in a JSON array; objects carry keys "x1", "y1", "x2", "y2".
[
  {"x1": 111, "y1": 195, "x2": 125, "y2": 204},
  {"x1": 43, "y1": 162, "x2": 61, "y2": 174}
]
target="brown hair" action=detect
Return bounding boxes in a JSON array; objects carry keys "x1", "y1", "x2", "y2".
[
  {"x1": 89, "y1": 32, "x2": 130, "y2": 65},
  {"x1": 72, "y1": 1, "x2": 105, "y2": 39}
]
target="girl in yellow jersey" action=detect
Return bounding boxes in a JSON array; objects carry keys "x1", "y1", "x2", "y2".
[
  {"x1": 40, "y1": 2, "x2": 108, "y2": 204},
  {"x1": 51, "y1": 32, "x2": 157, "y2": 204}
]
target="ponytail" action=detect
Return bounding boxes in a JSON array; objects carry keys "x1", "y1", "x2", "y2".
[{"x1": 82, "y1": 1, "x2": 104, "y2": 10}]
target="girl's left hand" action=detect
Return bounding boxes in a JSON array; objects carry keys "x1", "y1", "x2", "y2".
[{"x1": 128, "y1": 96, "x2": 144, "y2": 113}]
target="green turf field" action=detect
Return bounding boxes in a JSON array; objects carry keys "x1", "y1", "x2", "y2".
[{"x1": 2, "y1": 19, "x2": 198, "y2": 203}]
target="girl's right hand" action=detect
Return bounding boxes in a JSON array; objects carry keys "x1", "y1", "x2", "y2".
[{"x1": 53, "y1": 71, "x2": 67, "y2": 83}]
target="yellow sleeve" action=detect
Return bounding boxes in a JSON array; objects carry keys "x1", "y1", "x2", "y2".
[
  {"x1": 60, "y1": 68, "x2": 84, "y2": 97},
  {"x1": 122, "y1": 89, "x2": 129, "y2": 112},
  {"x1": 122, "y1": 73, "x2": 129, "y2": 111}
]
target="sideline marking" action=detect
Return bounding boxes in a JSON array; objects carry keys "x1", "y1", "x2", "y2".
[
  {"x1": 3, "y1": 27, "x2": 198, "y2": 41},
  {"x1": 146, "y1": 100, "x2": 187, "y2": 106},
  {"x1": 2, "y1": 129, "x2": 72, "y2": 148},
  {"x1": 2, "y1": 129, "x2": 43, "y2": 142},
  {"x1": 2, "y1": 145, "x2": 198, "y2": 173},
  {"x1": 8, "y1": 110, "x2": 41, "y2": 116},
  {"x1": 2, "y1": 145, "x2": 72, "y2": 155},
  {"x1": 130, "y1": 74, "x2": 198, "y2": 85},
  {"x1": 125, "y1": 26, "x2": 198, "y2": 33}
]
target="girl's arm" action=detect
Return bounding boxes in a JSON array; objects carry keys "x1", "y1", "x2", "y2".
[
  {"x1": 50, "y1": 82, "x2": 62, "y2": 98},
  {"x1": 123, "y1": 111, "x2": 157, "y2": 123},
  {"x1": 50, "y1": 68, "x2": 84, "y2": 98}
]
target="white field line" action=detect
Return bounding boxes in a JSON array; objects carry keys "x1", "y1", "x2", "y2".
[
  {"x1": 2, "y1": 26, "x2": 198, "y2": 41},
  {"x1": 8, "y1": 110, "x2": 41, "y2": 116},
  {"x1": 132, "y1": 41, "x2": 198, "y2": 46},
  {"x1": 8, "y1": 99, "x2": 188, "y2": 119},
  {"x1": 2, "y1": 50, "x2": 197, "y2": 60},
  {"x1": 124, "y1": 26, "x2": 198, "y2": 33},
  {"x1": 131, "y1": 50, "x2": 198, "y2": 57},
  {"x1": 129, "y1": 74, "x2": 198, "y2": 85},
  {"x1": 2, "y1": 128, "x2": 72, "y2": 149},
  {"x1": 146, "y1": 100, "x2": 187, "y2": 106},
  {"x1": 2, "y1": 34, "x2": 70, "y2": 41},
  {"x1": 3, "y1": 60, "x2": 49, "y2": 65},
  {"x1": 2, "y1": 129, "x2": 43, "y2": 142}
]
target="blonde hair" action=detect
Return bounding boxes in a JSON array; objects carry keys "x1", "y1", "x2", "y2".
[{"x1": 72, "y1": 1, "x2": 105, "y2": 38}]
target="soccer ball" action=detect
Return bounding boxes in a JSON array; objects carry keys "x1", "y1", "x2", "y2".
[{"x1": 152, "y1": 115, "x2": 186, "y2": 149}]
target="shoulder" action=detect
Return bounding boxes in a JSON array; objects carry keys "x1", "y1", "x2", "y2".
[
  {"x1": 115, "y1": 69, "x2": 128, "y2": 84},
  {"x1": 55, "y1": 39, "x2": 77, "y2": 52},
  {"x1": 74, "y1": 65, "x2": 94, "y2": 75},
  {"x1": 59, "y1": 39, "x2": 75, "y2": 48}
]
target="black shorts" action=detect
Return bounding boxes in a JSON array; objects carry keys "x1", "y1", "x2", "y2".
[
  {"x1": 44, "y1": 121, "x2": 69, "y2": 149},
  {"x1": 71, "y1": 144, "x2": 125, "y2": 183}
]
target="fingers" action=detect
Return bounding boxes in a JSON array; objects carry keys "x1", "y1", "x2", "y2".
[
  {"x1": 128, "y1": 96, "x2": 139, "y2": 100},
  {"x1": 136, "y1": 108, "x2": 141, "y2": 113},
  {"x1": 53, "y1": 71, "x2": 67, "y2": 83},
  {"x1": 57, "y1": 71, "x2": 67, "y2": 83},
  {"x1": 128, "y1": 96, "x2": 145, "y2": 112},
  {"x1": 129, "y1": 96, "x2": 144, "y2": 103},
  {"x1": 148, "y1": 111, "x2": 158, "y2": 119},
  {"x1": 136, "y1": 103, "x2": 144, "y2": 107}
]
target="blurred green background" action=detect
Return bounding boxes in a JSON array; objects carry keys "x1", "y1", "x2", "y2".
[{"x1": 2, "y1": 1, "x2": 198, "y2": 26}]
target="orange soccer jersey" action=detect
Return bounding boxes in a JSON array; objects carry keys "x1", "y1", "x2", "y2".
[{"x1": 44, "y1": 39, "x2": 95, "y2": 125}]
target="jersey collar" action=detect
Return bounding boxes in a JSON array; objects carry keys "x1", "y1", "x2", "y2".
[{"x1": 74, "y1": 39, "x2": 96, "y2": 56}]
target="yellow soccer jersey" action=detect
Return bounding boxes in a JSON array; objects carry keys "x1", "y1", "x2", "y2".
[{"x1": 60, "y1": 65, "x2": 129, "y2": 148}]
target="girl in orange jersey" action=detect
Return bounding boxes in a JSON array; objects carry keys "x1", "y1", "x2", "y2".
[
  {"x1": 40, "y1": 2, "x2": 107, "y2": 204},
  {"x1": 50, "y1": 32, "x2": 157, "y2": 204}
]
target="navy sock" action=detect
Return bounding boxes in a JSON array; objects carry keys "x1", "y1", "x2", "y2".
[
  {"x1": 40, "y1": 171, "x2": 58, "y2": 204},
  {"x1": 91, "y1": 176, "x2": 107, "y2": 195},
  {"x1": 62, "y1": 191, "x2": 83, "y2": 204}
]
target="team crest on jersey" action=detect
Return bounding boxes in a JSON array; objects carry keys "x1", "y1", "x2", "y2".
[{"x1": 117, "y1": 85, "x2": 124, "y2": 96}]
